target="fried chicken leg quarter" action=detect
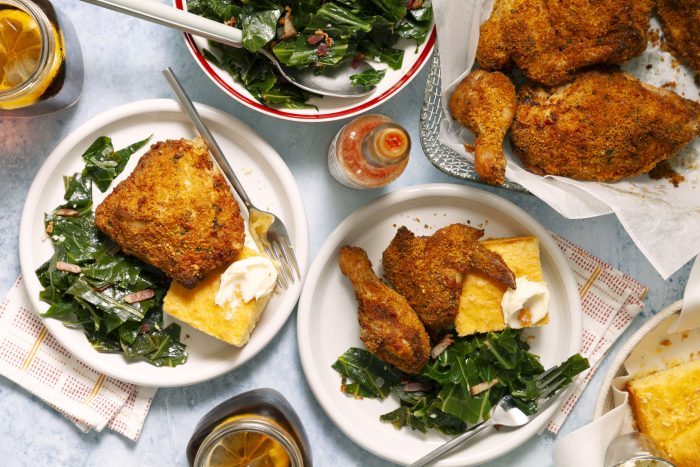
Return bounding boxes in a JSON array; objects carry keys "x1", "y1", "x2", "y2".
[
  {"x1": 477, "y1": 0, "x2": 653, "y2": 85},
  {"x1": 511, "y1": 71, "x2": 700, "y2": 182},
  {"x1": 382, "y1": 225, "x2": 516, "y2": 331},
  {"x1": 449, "y1": 70, "x2": 516, "y2": 185},
  {"x1": 338, "y1": 246, "x2": 430, "y2": 375}
]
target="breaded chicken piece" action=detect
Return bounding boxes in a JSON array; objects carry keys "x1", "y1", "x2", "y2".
[
  {"x1": 477, "y1": 0, "x2": 653, "y2": 85},
  {"x1": 339, "y1": 246, "x2": 430, "y2": 375},
  {"x1": 511, "y1": 70, "x2": 700, "y2": 182},
  {"x1": 657, "y1": 0, "x2": 700, "y2": 75},
  {"x1": 449, "y1": 70, "x2": 516, "y2": 185},
  {"x1": 382, "y1": 225, "x2": 516, "y2": 331},
  {"x1": 95, "y1": 138, "x2": 244, "y2": 288}
]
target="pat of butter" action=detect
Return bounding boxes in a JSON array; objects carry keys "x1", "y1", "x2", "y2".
[
  {"x1": 215, "y1": 256, "x2": 277, "y2": 312},
  {"x1": 501, "y1": 277, "x2": 549, "y2": 329}
]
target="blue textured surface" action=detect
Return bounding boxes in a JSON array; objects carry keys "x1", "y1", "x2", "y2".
[{"x1": 0, "y1": 1, "x2": 690, "y2": 466}]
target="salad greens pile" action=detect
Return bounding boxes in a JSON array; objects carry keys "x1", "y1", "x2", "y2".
[
  {"x1": 187, "y1": 0, "x2": 433, "y2": 108},
  {"x1": 333, "y1": 328, "x2": 589, "y2": 434},
  {"x1": 36, "y1": 136, "x2": 188, "y2": 367}
]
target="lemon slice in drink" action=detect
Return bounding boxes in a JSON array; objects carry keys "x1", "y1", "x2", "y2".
[
  {"x1": 0, "y1": 8, "x2": 62, "y2": 108},
  {"x1": 207, "y1": 430, "x2": 291, "y2": 467}
]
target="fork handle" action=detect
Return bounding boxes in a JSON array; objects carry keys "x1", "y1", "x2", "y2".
[
  {"x1": 406, "y1": 420, "x2": 493, "y2": 467},
  {"x1": 163, "y1": 68, "x2": 254, "y2": 211}
]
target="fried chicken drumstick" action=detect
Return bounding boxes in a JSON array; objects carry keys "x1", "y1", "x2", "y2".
[
  {"x1": 383, "y1": 224, "x2": 516, "y2": 331},
  {"x1": 449, "y1": 70, "x2": 516, "y2": 185},
  {"x1": 338, "y1": 246, "x2": 430, "y2": 374},
  {"x1": 511, "y1": 70, "x2": 700, "y2": 182},
  {"x1": 477, "y1": 0, "x2": 653, "y2": 85}
]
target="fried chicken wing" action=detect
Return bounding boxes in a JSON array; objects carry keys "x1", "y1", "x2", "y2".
[
  {"x1": 657, "y1": 0, "x2": 700, "y2": 75},
  {"x1": 95, "y1": 138, "x2": 245, "y2": 288},
  {"x1": 511, "y1": 70, "x2": 700, "y2": 182},
  {"x1": 476, "y1": 0, "x2": 653, "y2": 85},
  {"x1": 382, "y1": 225, "x2": 515, "y2": 331},
  {"x1": 339, "y1": 246, "x2": 430, "y2": 374},
  {"x1": 449, "y1": 70, "x2": 516, "y2": 185}
]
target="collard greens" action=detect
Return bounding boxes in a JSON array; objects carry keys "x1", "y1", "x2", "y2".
[{"x1": 36, "y1": 135, "x2": 188, "y2": 367}]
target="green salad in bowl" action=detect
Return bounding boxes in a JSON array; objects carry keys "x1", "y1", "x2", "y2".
[{"x1": 187, "y1": 0, "x2": 434, "y2": 109}]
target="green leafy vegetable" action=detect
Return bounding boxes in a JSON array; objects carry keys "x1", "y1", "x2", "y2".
[
  {"x1": 36, "y1": 136, "x2": 187, "y2": 367},
  {"x1": 332, "y1": 329, "x2": 589, "y2": 435},
  {"x1": 350, "y1": 68, "x2": 386, "y2": 89},
  {"x1": 187, "y1": 0, "x2": 433, "y2": 108}
]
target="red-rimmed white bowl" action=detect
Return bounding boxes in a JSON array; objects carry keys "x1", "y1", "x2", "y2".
[{"x1": 174, "y1": 0, "x2": 436, "y2": 122}]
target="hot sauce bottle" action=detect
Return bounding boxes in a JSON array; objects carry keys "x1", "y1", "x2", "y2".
[{"x1": 328, "y1": 114, "x2": 410, "y2": 189}]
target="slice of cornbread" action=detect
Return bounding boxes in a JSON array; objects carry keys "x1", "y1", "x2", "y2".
[
  {"x1": 455, "y1": 236, "x2": 547, "y2": 336},
  {"x1": 163, "y1": 246, "x2": 272, "y2": 347},
  {"x1": 627, "y1": 358, "x2": 700, "y2": 467}
]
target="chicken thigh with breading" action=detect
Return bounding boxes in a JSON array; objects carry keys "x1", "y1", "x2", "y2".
[
  {"x1": 657, "y1": 0, "x2": 700, "y2": 75},
  {"x1": 382, "y1": 224, "x2": 516, "y2": 331},
  {"x1": 477, "y1": 0, "x2": 653, "y2": 85},
  {"x1": 449, "y1": 70, "x2": 516, "y2": 185},
  {"x1": 511, "y1": 70, "x2": 700, "y2": 182},
  {"x1": 339, "y1": 246, "x2": 430, "y2": 375}
]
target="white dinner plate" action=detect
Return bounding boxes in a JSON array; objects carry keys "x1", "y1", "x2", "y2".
[
  {"x1": 174, "y1": 0, "x2": 435, "y2": 122},
  {"x1": 19, "y1": 99, "x2": 309, "y2": 387},
  {"x1": 297, "y1": 183, "x2": 582, "y2": 466}
]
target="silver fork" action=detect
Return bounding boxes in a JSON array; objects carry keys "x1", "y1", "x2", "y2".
[
  {"x1": 407, "y1": 366, "x2": 571, "y2": 467},
  {"x1": 163, "y1": 68, "x2": 300, "y2": 288}
]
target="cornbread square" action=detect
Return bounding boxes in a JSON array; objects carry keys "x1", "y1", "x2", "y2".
[
  {"x1": 627, "y1": 358, "x2": 700, "y2": 467},
  {"x1": 95, "y1": 138, "x2": 244, "y2": 288},
  {"x1": 163, "y1": 246, "x2": 271, "y2": 347},
  {"x1": 455, "y1": 236, "x2": 547, "y2": 336}
]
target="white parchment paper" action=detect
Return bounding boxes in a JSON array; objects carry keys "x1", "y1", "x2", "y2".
[{"x1": 433, "y1": 0, "x2": 700, "y2": 279}]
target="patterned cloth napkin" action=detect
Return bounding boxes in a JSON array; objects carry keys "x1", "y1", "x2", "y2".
[
  {"x1": 0, "y1": 235, "x2": 647, "y2": 441},
  {"x1": 0, "y1": 277, "x2": 155, "y2": 440}
]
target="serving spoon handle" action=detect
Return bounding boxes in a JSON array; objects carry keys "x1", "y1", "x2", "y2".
[{"x1": 80, "y1": 0, "x2": 242, "y2": 48}]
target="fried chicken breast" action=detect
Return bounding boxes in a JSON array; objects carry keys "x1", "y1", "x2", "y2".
[
  {"x1": 657, "y1": 0, "x2": 700, "y2": 75},
  {"x1": 477, "y1": 0, "x2": 653, "y2": 85},
  {"x1": 382, "y1": 224, "x2": 516, "y2": 331},
  {"x1": 449, "y1": 70, "x2": 516, "y2": 185},
  {"x1": 95, "y1": 138, "x2": 245, "y2": 288},
  {"x1": 339, "y1": 246, "x2": 430, "y2": 375},
  {"x1": 511, "y1": 70, "x2": 700, "y2": 182}
]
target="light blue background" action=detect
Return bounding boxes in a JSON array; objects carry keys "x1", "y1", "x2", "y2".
[{"x1": 0, "y1": 1, "x2": 691, "y2": 466}]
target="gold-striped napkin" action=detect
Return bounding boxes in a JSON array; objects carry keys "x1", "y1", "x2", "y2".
[{"x1": 0, "y1": 277, "x2": 155, "y2": 440}]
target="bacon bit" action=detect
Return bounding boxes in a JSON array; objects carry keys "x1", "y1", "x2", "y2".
[
  {"x1": 470, "y1": 379, "x2": 499, "y2": 396},
  {"x1": 431, "y1": 333, "x2": 455, "y2": 359},
  {"x1": 56, "y1": 261, "x2": 81, "y2": 274},
  {"x1": 407, "y1": 0, "x2": 424, "y2": 9},
  {"x1": 403, "y1": 381, "x2": 432, "y2": 392},
  {"x1": 138, "y1": 323, "x2": 151, "y2": 333},
  {"x1": 94, "y1": 284, "x2": 112, "y2": 292},
  {"x1": 307, "y1": 33, "x2": 324, "y2": 45},
  {"x1": 278, "y1": 6, "x2": 297, "y2": 40},
  {"x1": 316, "y1": 42, "x2": 329, "y2": 57},
  {"x1": 224, "y1": 16, "x2": 237, "y2": 27},
  {"x1": 123, "y1": 289, "x2": 155, "y2": 304},
  {"x1": 351, "y1": 53, "x2": 366, "y2": 69},
  {"x1": 56, "y1": 208, "x2": 79, "y2": 217},
  {"x1": 45, "y1": 221, "x2": 54, "y2": 235}
]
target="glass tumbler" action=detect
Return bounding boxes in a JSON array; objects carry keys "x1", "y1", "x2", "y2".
[{"x1": 605, "y1": 432, "x2": 676, "y2": 467}]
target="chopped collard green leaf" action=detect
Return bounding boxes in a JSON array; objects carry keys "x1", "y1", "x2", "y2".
[
  {"x1": 187, "y1": 0, "x2": 433, "y2": 108},
  {"x1": 350, "y1": 68, "x2": 386, "y2": 90},
  {"x1": 36, "y1": 135, "x2": 188, "y2": 367},
  {"x1": 332, "y1": 329, "x2": 589, "y2": 435}
]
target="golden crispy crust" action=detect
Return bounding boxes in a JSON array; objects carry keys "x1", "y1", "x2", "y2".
[
  {"x1": 449, "y1": 70, "x2": 516, "y2": 185},
  {"x1": 477, "y1": 0, "x2": 653, "y2": 85},
  {"x1": 657, "y1": 0, "x2": 700, "y2": 75},
  {"x1": 95, "y1": 138, "x2": 244, "y2": 288},
  {"x1": 511, "y1": 70, "x2": 700, "y2": 181},
  {"x1": 382, "y1": 225, "x2": 515, "y2": 331},
  {"x1": 339, "y1": 246, "x2": 430, "y2": 375}
]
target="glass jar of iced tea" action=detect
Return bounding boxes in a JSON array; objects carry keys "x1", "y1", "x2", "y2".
[
  {"x1": 187, "y1": 388, "x2": 312, "y2": 467},
  {"x1": 0, "y1": 0, "x2": 83, "y2": 116}
]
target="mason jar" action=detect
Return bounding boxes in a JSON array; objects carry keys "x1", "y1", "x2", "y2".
[{"x1": 0, "y1": 0, "x2": 83, "y2": 116}]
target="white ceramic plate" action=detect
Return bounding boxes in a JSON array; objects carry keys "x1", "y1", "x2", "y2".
[
  {"x1": 19, "y1": 99, "x2": 309, "y2": 387},
  {"x1": 174, "y1": 0, "x2": 436, "y2": 122},
  {"x1": 593, "y1": 301, "x2": 683, "y2": 420},
  {"x1": 297, "y1": 183, "x2": 582, "y2": 466}
]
